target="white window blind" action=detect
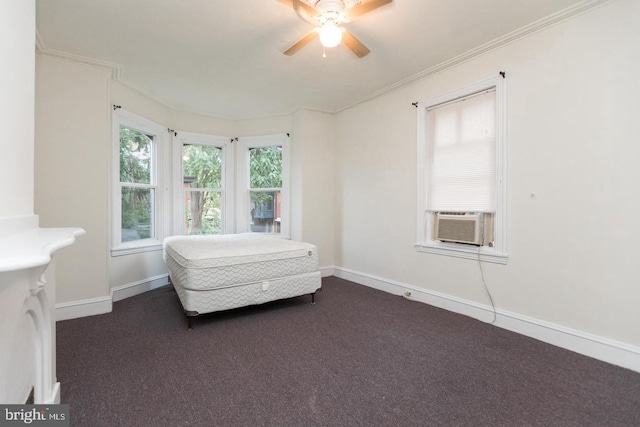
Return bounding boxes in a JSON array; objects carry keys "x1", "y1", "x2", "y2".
[{"x1": 426, "y1": 88, "x2": 496, "y2": 212}]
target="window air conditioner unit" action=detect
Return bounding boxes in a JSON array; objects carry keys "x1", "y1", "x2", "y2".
[{"x1": 433, "y1": 213, "x2": 483, "y2": 245}]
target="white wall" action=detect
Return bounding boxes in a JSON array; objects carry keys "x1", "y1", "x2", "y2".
[
  {"x1": 292, "y1": 110, "x2": 336, "y2": 268},
  {"x1": 0, "y1": 0, "x2": 35, "y2": 219},
  {"x1": 335, "y1": 0, "x2": 640, "y2": 349},
  {"x1": 234, "y1": 116, "x2": 293, "y2": 138},
  {"x1": 111, "y1": 81, "x2": 171, "y2": 127},
  {"x1": 35, "y1": 55, "x2": 111, "y2": 303}
]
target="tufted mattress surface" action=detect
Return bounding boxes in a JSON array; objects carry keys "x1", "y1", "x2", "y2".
[{"x1": 164, "y1": 233, "x2": 319, "y2": 291}]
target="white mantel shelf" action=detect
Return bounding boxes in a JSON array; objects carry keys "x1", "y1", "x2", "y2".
[{"x1": 0, "y1": 227, "x2": 85, "y2": 273}]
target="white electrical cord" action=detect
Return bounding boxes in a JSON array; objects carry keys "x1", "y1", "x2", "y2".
[{"x1": 478, "y1": 246, "x2": 497, "y2": 324}]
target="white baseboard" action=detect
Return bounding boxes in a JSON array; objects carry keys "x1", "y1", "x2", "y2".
[
  {"x1": 55, "y1": 274, "x2": 170, "y2": 320},
  {"x1": 319, "y1": 266, "x2": 334, "y2": 278},
  {"x1": 333, "y1": 266, "x2": 640, "y2": 373},
  {"x1": 56, "y1": 295, "x2": 112, "y2": 321},
  {"x1": 111, "y1": 274, "x2": 170, "y2": 302}
]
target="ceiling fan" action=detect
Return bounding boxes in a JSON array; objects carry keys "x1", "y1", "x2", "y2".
[{"x1": 278, "y1": 0, "x2": 392, "y2": 58}]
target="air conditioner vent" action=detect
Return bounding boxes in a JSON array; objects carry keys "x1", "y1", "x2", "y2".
[{"x1": 433, "y1": 213, "x2": 483, "y2": 245}]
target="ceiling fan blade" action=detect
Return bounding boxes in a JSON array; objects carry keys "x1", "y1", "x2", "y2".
[
  {"x1": 342, "y1": 30, "x2": 370, "y2": 58},
  {"x1": 283, "y1": 30, "x2": 319, "y2": 56},
  {"x1": 276, "y1": 0, "x2": 321, "y2": 18},
  {"x1": 346, "y1": 0, "x2": 392, "y2": 19}
]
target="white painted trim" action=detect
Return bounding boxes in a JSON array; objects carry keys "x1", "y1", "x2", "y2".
[
  {"x1": 35, "y1": 0, "x2": 610, "y2": 121},
  {"x1": 236, "y1": 135, "x2": 290, "y2": 236},
  {"x1": 55, "y1": 274, "x2": 171, "y2": 320},
  {"x1": 416, "y1": 76, "x2": 508, "y2": 264},
  {"x1": 55, "y1": 296, "x2": 112, "y2": 321},
  {"x1": 111, "y1": 274, "x2": 170, "y2": 302},
  {"x1": 332, "y1": 266, "x2": 640, "y2": 373},
  {"x1": 172, "y1": 131, "x2": 234, "y2": 235},
  {"x1": 334, "y1": 0, "x2": 613, "y2": 114},
  {"x1": 35, "y1": 29, "x2": 46, "y2": 53},
  {"x1": 319, "y1": 266, "x2": 334, "y2": 277},
  {"x1": 111, "y1": 109, "x2": 169, "y2": 252},
  {"x1": 110, "y1": 242, "x2": 163, "y2": 257},
  {"x1": 415, "y1": 243, "x2": 508, "y2": 265},
  {"x1": 35, "y1": 45, "x2": 123, "y2": 80},
  {"x1": 0, "y1": 227, "x2": 85, "y2": 272}
]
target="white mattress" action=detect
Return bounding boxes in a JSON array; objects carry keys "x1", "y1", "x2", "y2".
[{"x1": 164, "y1": 233, "x2": 319, "y2": 291}]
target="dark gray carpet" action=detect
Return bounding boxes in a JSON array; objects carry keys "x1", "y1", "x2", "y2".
[{"x1": 57, "y1": 276, "x2": 640, "y2": 426}]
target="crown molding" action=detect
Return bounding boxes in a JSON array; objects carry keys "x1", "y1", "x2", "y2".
[
  {"x1": 334, "y1": 0, "x2": 613, "y2": 114},
  {"x1": 35, "y1": 29, "x2": 46, "y2": 52},
  {"x1": 36, "y1": 37, "x2": 123, "y2": 80},
  {"x1": 33, "y1": 0, "x2": 612, "y2": 120}
]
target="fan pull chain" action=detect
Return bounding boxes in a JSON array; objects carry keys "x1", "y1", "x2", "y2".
[{"x1": 322, "y1": 46, "x2": 327, "y2": 58}]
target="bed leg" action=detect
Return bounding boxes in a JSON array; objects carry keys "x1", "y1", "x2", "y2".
[
  {"x1": 185, "y1": 311, "x2": 198, "y2": 330},
  {"x1": 311, "y1": 292, "x2": 316, "y2": 305}
]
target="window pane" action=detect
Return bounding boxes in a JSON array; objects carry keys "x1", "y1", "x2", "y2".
[
  {"x1": 249, "y1": 191, "x2": 281, "y2": 233},
  {"x1": 121, "y1": 187, "x2": 154, "y2": 242},
  {"x1": 185, "y1": 190, "x2": 222, "y2": 235},
  {"x1": 249, "y1": 146, "x2": 282, "y2": 189},
  {"x1": 183, "y1": 144, "x2": 222, "y2": 189},
  {"x1": 120, "y1": 126, "x2": 152, "y2": 184}
]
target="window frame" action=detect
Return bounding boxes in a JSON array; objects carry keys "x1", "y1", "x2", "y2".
[
  {"x1": 111, "y1": 109, "x2": 169, "y2": 256},
  {"x1": 172, "y1": 131, "x2": 234, "y2": 235},
  {"x1": 416, "y1": 76, "x2": 508, "y2": 264},
  {"x1": 236, "y1": 134, "x2": 290, "y2": 237}
]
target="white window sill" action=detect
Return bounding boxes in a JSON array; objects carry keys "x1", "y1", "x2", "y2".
[
  {"x1": 111, "y1": 240, "x2": 163, "y2": 257},
  {"x1": 415, "y1": 242, "x2": 508, "y2": 265}
]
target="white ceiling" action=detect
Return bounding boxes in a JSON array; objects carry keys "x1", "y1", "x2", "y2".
[{"x1": 36, "y1": 0, "x2": 588, "y2": 119}]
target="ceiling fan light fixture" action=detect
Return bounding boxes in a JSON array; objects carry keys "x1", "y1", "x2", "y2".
[
  {"x1": 318, "y1": 21, "x2": 343, "y2": 48},
  {"x1": 283, "y1": 0, "x2": 391, "y2": 57}
]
